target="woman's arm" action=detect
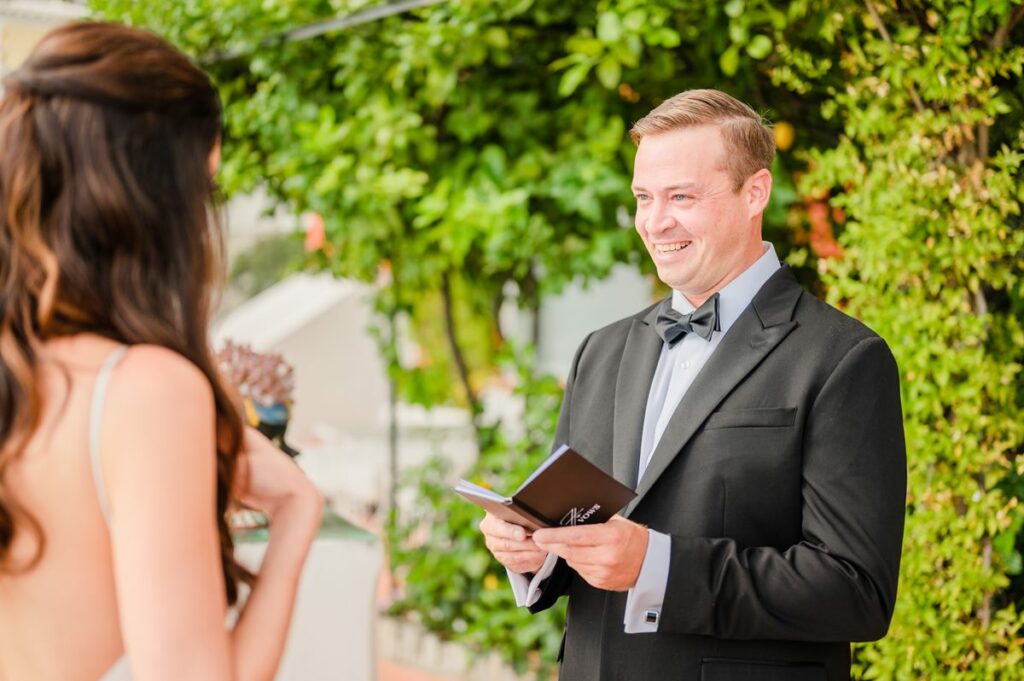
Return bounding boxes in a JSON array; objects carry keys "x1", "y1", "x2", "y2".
[
  {"x1": 103, "y1": 346, "x2": 320, "y2": 681},
  {"x1": 229, "y1": 427, "x2": 323, "y2": 680}
]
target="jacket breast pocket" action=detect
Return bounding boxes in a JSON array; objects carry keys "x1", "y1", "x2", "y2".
[
  {"x1": 703, "y1": 407, "x2": 797, "y2": 430},
  {"x1": 700, "y1": 658, "x2": 827, "y2": 681}
]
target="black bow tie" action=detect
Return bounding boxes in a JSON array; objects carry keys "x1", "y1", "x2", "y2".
[{"x1": 655, "y1": 294, "x2": 720, "y2": 346}]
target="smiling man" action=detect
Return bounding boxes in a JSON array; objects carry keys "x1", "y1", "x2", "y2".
[{"x1": 478, "y1": 89, "x2": 907, "y2": 681}]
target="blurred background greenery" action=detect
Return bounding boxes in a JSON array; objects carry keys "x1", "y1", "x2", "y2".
[{"x1": 89, "y1": 1, "x2": 1024, "y2": 677}]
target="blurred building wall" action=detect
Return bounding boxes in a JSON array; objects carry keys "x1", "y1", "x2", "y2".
[
  {"x1": 0, "y1": 0, "x2": 87, "y2": 75},
  {"x1": 211, "y1": 273, "x2": 390, "y2": 441},
  {"x1": 537, "y1": 265, "x2": 654, "y2": 378}
]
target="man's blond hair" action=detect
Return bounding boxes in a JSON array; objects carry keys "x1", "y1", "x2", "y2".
[{"x1": 630, "y1": 89, "x2": 775, "y2": 190}]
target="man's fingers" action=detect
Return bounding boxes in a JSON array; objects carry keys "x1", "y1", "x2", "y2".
[
  {"x1": 485, "y1": 533, "x2": 539, "y2": 554},
  {"x1": 501, "y1": 553, "x2": 548, "y2": 575},
  {"x1": 478, "y1": 513, "x2": 549, "y2": 575},
  {"x1": 536, "y1": 543, "x2": 606, "y2": 566},
  {"x1": 479, "y1": 513, "x2": 529, "y2": 541},
  {"x1": 533, "y1": 524, "x2": 612, "y2": 548},
  {"x1": 491, "y1": 548, "x2": 548, "y2": 574}
]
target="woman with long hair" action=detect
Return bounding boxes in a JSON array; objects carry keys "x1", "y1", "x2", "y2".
[{"x1": 0, "y1": 21, "x2": 323, "y2": 681}]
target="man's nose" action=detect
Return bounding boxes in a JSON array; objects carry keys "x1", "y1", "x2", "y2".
[{"x1": 646, "y1": 201, "x2": 676, "y2": 233}]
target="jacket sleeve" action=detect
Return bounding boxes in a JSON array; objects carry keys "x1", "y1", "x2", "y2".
[
  {"x1": 657, "y1": 336, "x2": 907, "y2": 641},
  {"x1": 527, "y1": 331, "x2": 593, "y2": 614}
]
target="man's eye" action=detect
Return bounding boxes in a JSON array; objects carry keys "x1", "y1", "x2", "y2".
[
  {"x1": 671, "y1": 194, "x2": 689, "y2": 202},
  {"x1": 635, "y1": 194, "x2": 651, "y2": 201}
]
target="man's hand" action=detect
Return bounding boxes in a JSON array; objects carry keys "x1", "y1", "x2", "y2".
[
  {"x1": 532, "y1": 516, "x2": 649, "y2": 591},
  {"x1": 479, "y1": 513, "x2": 548, "y2": 574}
]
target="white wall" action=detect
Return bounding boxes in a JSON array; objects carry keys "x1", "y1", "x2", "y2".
[
  {"x1": 223, "y1": 187, "x2": 296, "y2": 259},
  {"x1": 212, "y1": 275, "x2": 389, "y2": 441},
  {"x1": 537, "y1": 264, "x2": 654, "y2": 378},
  {"x1": 0, "y1": 1, "x2": 88, "y2": 77}
]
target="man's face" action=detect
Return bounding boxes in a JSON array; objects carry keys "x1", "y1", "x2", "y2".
[{"x1": 632, "y1": 125, "x2": 768, "y2": 303}]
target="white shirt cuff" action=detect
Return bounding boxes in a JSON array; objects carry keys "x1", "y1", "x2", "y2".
[
  {"x1": 506, "y1": 552, "x2": 559, "y2": 607},
  {"x1": 623, "y1": 529, "x2": 671, "y2": 633}
]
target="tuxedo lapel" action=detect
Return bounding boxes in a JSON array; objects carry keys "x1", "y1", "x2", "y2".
[
  {"x1": 611, "y1": 304, "x2": 665, "y2": 489},
  {"x1": 623, "y1": 267, "x2": 803, "y2": 517}
]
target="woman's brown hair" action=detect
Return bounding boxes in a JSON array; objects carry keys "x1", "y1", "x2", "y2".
[{"x1": 0, "y1": 21, "x2": 251, "y2": 604}]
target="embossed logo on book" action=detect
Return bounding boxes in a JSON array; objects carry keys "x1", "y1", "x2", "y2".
[{"x1": 560, "y1": 503, "x2": 602, "y2": 526}]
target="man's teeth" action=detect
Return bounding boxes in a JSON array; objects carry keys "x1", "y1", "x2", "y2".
[{"x1": 656, "y1": 242, "x2": 690, "y2": 253}]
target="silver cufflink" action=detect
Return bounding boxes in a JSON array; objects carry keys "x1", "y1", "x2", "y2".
[{"x1": 644, "y1": 610, "x2": 659, "y2": 624}]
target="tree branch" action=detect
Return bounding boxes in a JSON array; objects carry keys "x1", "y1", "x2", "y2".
[
  {"x1": 206, "y1": 0, "x2": 447, "y2": 63},
  {"x1": 520, "y1": 268, "x2": 541, "y2": 349},
  {"x1": 992, "y1": 4, "x2": 1024, "y2": 50},
  {"x1": 980, "y1": 537, "x2": 993, "y2": 635},
  {"x1": 440, "y1": 271, "x2": 481, "y2": 425},
  {"x1": 977, "y1": 5, "x2": 1024, "y2": 160},
  {"x1": 865, "y1": 0, "x2": 925, "y2": 113},
  {"x1": 491, "y1": 289, "x2": 506, "y2": 348}
]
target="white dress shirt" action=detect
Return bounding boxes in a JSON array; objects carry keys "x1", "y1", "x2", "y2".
[{"x1": 508, "y1": 243, "x2": 782, "y2": 634}]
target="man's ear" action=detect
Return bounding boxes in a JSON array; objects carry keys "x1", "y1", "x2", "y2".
[{"x1": 745, "y1": 168, "x2": 773, "y2": 218}]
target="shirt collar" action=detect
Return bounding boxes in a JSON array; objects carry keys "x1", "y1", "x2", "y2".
[{"x1": 671, "y1": 242, "x2": 782, "y2": 334}]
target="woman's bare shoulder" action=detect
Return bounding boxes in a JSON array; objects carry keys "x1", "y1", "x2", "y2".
[
  {"x1": 103, "y1": 344, "x2": 216, "y2": 448},
  {"x1": 118, "y1": 346, "x2": 206, "y2": 382},
  {"x1": 41, "y1": 335, "x2": 208, "y2": 395},
  {"x1": 101, "y1": 345, "x2": 217, "y2": 485},
  {"x1": 115, "y1": 344, "x2": 210, "y2": 398}
]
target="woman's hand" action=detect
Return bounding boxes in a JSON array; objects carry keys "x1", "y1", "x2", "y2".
[{"x1": 234, "y1": 426, "x2": 323, "y2": 522}]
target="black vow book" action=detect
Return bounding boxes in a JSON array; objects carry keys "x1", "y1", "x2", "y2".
[{"x1": 454, "y1": 444, "x2": 637, "y2": 532}]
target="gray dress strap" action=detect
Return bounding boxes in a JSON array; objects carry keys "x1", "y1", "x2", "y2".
[
  {"x1": 98, "y1": 655, "x2": 133, "y2": 681},
  {"x1": 88, "y1": 346, "x2": 134, "y2": 680},
  {"x1": 89, "y1": 345, "x2": 129, "y2": 526}
]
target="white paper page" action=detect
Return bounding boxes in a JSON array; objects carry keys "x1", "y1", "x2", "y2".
[{"x1": 454, "y1": 479, "x2": 512, "y2": 505}]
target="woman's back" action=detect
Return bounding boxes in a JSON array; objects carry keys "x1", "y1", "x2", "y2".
[
  {"x1": 0, "y1": 335, "x2": 137, "y2": 681},
  {"x1": 0, "y1": 22, "x2": 323, "y2": 681},
  {"x1": 0, "y1": 21, "x2": 237, "y2": 678}
]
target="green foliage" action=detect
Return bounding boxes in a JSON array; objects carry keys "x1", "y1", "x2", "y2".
[
  {"x1": 799, "y1": 2, "x2": 1024, "y2": 675},
  {"x1": 90, "y1": 0, "x2": 1024, "y2": 677},
  {"x1": 90, "y1": 0, "x2": 806, "y2": 412},
  {"x1": 388, "y1": 347, "x2": 567, "y2": 674}
]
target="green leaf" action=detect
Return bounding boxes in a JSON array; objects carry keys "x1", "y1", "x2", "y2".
[
  {"x1": 728, "y1": 21, "x2": 749, "y2": 44},
  {"x1": 558, "y1": 61, "x2": 591, "y2": 96},
  {"x1": 622, "y1": 9, "x2": 646, "y2": 32},
  {"x1": 746, "y1": 34, "x2": 773, "y2": 59},
  {"x1": 596, "y1": 57, "x2": 622, "y2": 89},
  {"x1": 648, "y1": 26, "x2": 681, "y2": 48},
  {"x1": 724, "y1": 0, "x2": 744, "y2": 19},
  {"x1": 597, "y1": 12, "x2": 623, "y2": 43},
  {"x1": 719, "y1": 44, "x2": 741, "y2": 76}
]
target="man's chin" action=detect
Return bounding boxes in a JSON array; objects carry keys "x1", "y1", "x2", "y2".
[{"x1": 654, "y1": 267, "x2": 693, "y2": 293}]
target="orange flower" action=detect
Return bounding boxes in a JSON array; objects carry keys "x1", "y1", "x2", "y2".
[{"x1": 303, "y1": 212, "x2": 325, "y2": 252}]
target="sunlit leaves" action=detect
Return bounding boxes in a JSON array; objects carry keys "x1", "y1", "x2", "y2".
[{"x1": 802, "y1": 2, "x2": 1024, "y2": 677}]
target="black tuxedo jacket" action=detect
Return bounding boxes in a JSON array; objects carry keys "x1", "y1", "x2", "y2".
[{"x1": 529, "y1": 267, "x2": 906, "y2": 681}]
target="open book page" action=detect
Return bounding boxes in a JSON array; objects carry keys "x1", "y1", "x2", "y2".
[{"x1": 454, "y1": 479, "x2": 511, "y2": 505}]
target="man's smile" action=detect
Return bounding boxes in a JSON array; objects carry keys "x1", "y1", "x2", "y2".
[{"x1": 654, "y1": 241, "x2": 691, "y2": 253}]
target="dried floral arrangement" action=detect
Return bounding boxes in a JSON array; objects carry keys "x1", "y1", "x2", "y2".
[
  {"x1": 217, "y1": 341, "x2": 301, "y2": 530},
  {"x1": 216, "y1": 340, "x2": 299, "y2": 459},
  {"x1": 215, "y1": 340, "x2": 295, "y2": 407}
]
